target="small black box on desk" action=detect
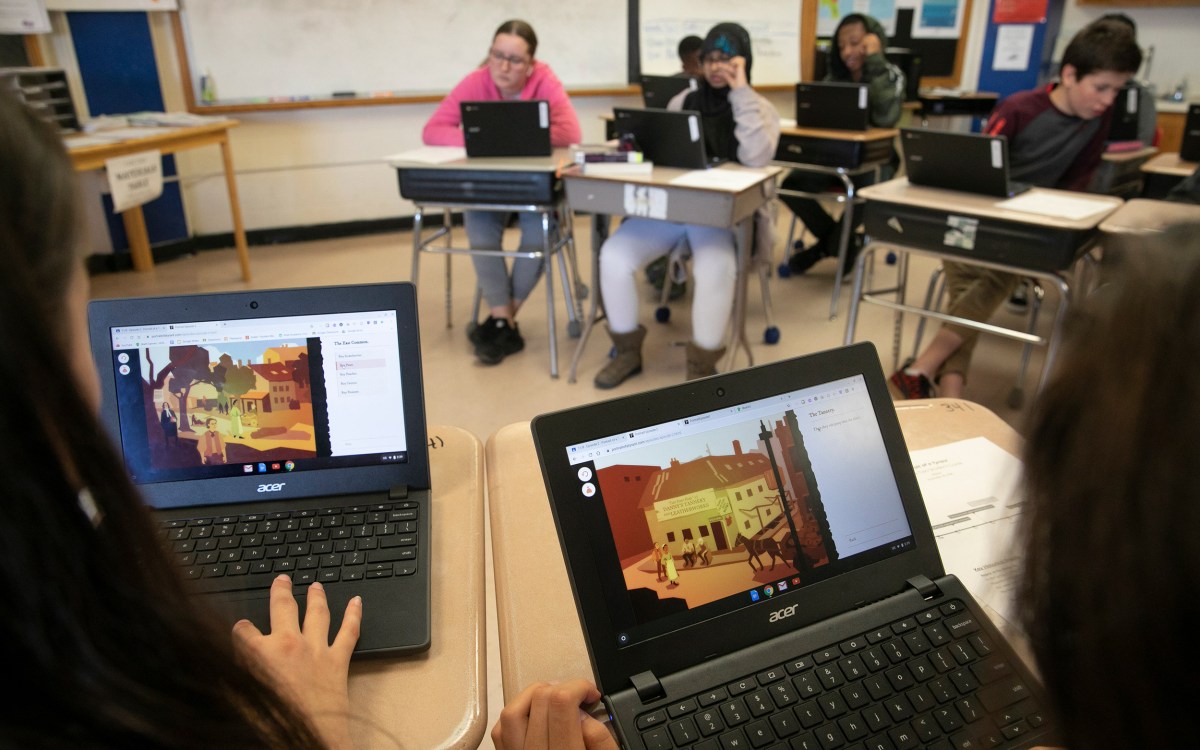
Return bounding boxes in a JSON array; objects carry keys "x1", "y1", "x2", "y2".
[
  {"x1": 397, "y1": 168, "x2": 561, "y2": 205},
  {"x1": 774, "y1": 132, "x2": 894, "y2": 169}
]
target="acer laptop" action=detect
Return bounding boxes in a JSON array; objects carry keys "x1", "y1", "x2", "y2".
[
  {"x1": 1105, "y1": 83, "x2": 1141, "y2": 143},
  {"x1": 1180, "y1": 103, "x2": 1200, "y2": 162},
  {"x1": 532, "y1": 342, "x2": 1057, "y2": 749},
  {"x1": 461, "y1": 99, "x2": 552, "y2": 158},
  {"x1": 613, "y1": 107, "x2": 723, "y2": 170},
  {"x1": 641, "y1": 74, "x2": 698, "y2": 109},
  {"x1": 88, "y1": 282, "x2": 431, "y2": 657},
  {"x1": 795, "y1": 81, "x2": 871, "y2": 131},
  {"x1": 901, "y1": 128, "x2": 1032, "y2": 198}
]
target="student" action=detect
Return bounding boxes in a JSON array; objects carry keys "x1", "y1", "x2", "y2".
[
  {"x1": 422, "y1": 19, "x2": 582, "y2": 366},
  {"x1": 593, "y1": 22, "x2": 780, "y2": 388},
  {"x1": 1098, "y1": 12, "x2": 1156, "y2": 148},
  {"x1": 1016, "y1": 224, "x2": 1199, "y2": 749},
  {"x1": 889, "y1": 19, "x2": 1141, "y2": 400},
  {"x1": 782, "y1": 13, "x2": 905, "y2": 276},
  {"x1": 677, "y1": 35, "x2": 704, "y2": 78},
  {"x1": 0, "y1": 91, "x2": 360, "y2": 749}
]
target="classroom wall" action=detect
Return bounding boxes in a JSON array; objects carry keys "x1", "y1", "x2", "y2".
[{"x1": 1057, "y1": 5, "x2": 1198, "y2": 98}]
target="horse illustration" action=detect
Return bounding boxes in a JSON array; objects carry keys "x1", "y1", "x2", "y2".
[{"x1": 734, "y1": 532, "x2": 787, "y2": 572}]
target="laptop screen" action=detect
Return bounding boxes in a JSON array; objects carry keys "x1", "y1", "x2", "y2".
[
  {"x1": 89, "y1": 283, "x2": 429, "y2": 511},
  {"x1": 558, "y1": 372, "x2": 914, "y2": 650}
]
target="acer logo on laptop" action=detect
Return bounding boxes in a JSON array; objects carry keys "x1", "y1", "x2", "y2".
[
  {"x1": 768, "y1": 604, "x2": 799, "y2": 623},
  {"x1": 257, "y1": 483, "x2": 287, "y2": 493}
]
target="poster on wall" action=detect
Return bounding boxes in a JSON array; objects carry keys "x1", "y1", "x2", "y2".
[
  {"x1": 0, "y1": 0, "x2": 50, "y2": 33},
  {"x1": 992, "y1": 24, "x2": 1035, "y2": 71},
  {"x1": 817, "y1": 0, "x2": 898, "y2": 38},
  {"x1": 993, "y1": 0, "x2": 1047, "y2": 24},
  {"x1": 912, "y1": 0, "x2": 964, "y2": 39}
]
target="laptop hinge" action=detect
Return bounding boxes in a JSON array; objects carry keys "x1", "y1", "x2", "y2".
[
  {"x1": 388, "y1": 485, "x2": 409, "y2": 500},
  {"x1": 630, "y1": 671, "x2": 666, "y2": 703},
  {"x1": 906, "y1": 575, "x2": 941, "y2": 600}
]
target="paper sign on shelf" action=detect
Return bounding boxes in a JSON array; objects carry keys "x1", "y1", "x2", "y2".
[{"x1": 105, "y1": 150, "x2": 163, "y2": 213}]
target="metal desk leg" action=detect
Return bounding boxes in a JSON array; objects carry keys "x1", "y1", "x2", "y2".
[
  {"x1": 1034, "y1": 275, "x2": 1072, "y2": 395},
  {"x1": 722, "y1": 218, "x2": 755, "y2": 372},
  {"x1": 540, "y1": 210, "x2": 560, "y2": 379},
  {"x1": 829, "y1": 170, "x2": 857, "y2": 320},
  {"x1": 567, "y1": 214, "x2": 610, "y2": 384},
  {"x1": 891, "y1": 251, "x2": 909, "y2": 372},
  {"x1": 842, "y1": 240, "x2": 875, "y2": 346}
]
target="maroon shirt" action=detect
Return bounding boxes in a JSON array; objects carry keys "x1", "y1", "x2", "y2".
[{"x1": 985, "y1": 85, "x2": 1112, "y2": 192}]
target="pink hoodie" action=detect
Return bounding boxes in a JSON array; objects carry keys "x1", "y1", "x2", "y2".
[{"x1": 422, "y1": 61, "x2": 582, "y2": 147}]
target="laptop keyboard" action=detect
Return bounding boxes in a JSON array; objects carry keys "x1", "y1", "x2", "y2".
[
  {"x1": 634, "y1": 599, "x2": 1047, "y2": 750},
  {"x1": 161, "y1": 502, "x2": 420, "y2": 593}
]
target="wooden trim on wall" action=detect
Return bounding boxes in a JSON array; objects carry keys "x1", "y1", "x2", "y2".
[{"x1": 23, "y1": 34, "x2": 45, "y2": 67}]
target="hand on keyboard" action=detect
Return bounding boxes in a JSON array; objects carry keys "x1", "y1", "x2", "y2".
[
  {"x1": 493, "y1": 679, "x2": 619, "y2": 750},
  {"x1": 233, "y1": 575, "x2": 361, "y2": 750}
]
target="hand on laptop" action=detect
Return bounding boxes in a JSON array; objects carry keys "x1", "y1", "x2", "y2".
[
  {"x1": 232, "y1": 575, "x2": 362, "y2": 750},
  {"x1": 493, "y1": 679, "x2": 618, "y2": 750}
]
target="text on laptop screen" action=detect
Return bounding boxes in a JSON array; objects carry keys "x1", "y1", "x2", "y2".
[
  {"x1": 105, "y1": 310, "x2": 408, "y2": 485},
  {"x1": 564, "y1": 375, "x2": 914, "y2": 648}
]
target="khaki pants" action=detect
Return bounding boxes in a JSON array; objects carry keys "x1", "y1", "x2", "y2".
[{"x1": 938, "y1": 262, "x2": 1021, "y2": 383}]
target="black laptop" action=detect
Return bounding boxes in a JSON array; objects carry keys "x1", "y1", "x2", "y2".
[
  {"x1": 461, "y1": 99, "x2": 552, "y2": 157},
  {"x1": 901, "y1": 128, "x2": 1031, "y2": 198},
  {"x1": 641, "y1": 74, "x2": 698, "y2": 109},
  {"x1": 1180, "y1": 103, "x2": 1200, "y2": 162},
  {"x1": 88, "y1": 282, "x2": 431, "y2": 657},
  {"x1": 795, "y1": 81, "x2": 871, "y2": 131},
  {"x1": 613, "y1": 107, "x2": 722, "y2": 169},
  {"x1": 1105, "y1": 83, "x2": 1142, "y2": 143},
  {"x1": 531, "y1": 342, "x2": 1057, "y2": 750}
]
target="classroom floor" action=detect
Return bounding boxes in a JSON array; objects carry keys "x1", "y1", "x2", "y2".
[{"x1": 88, "y1": 217, "x2": 1052, "y2": 748}]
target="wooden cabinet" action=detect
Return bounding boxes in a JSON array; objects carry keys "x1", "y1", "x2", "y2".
[
  {"x1": 1158, "y1": 111, "x2": 1185, "y2": 153},
  {"x1": 0, "y1": 67, "x2": 80, "y2": 133}
]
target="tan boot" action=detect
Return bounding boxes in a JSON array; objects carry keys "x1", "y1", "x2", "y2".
[
  {"x1": 685, "y1": 341, "x2": 725, "y2": 380},
  {"x1": 594, "y1": 325, "x2": 646, "y2": 389}
]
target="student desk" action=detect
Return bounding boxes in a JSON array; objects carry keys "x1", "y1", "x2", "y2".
[
  {"x1": 484, "y1": 398, "x2": 1023, "y2": 703},
  {"x1": 1140, "y1": 152, "x2": 1197, "y2": 200},
  {"x1": 561, "y1": 162, "x2": 781, "y2": 384},
  {"x1": 349, "y1": 424, "x2": 486, "y2": 749},
  {"x1": 773, "y1": 125, "x2": 899, "y2": 319},
  {"x1": 1094, "y1": 146, "x2": 1158, "y2": 198},
  {"x1": 388, "y1": 149, "x2": 584, "y2": 379},
  {"x1": 915, "y1": 91, "x2": 998, "y2": 131},
  {"x1": 843, "y1": 178, "x2": 1123, "y2": 405},
  {"x1": 66, "y1": 120, "x2": 251, "y2": 281}
]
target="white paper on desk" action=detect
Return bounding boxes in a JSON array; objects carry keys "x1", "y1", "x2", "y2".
[
  {"x1": 624, "y1": 183, "x2": 668, "y2": 219},
  {"x1": 92, "y1": 127, "x2": 180, "y2": 141},
  {"x1": 66, "y1": 135, "x2": 131, "y2": 150},
  {"x1": 106, "y1": 150, "x2": 163, "y2": 213},
  {"x1": 910, "y1": 437, "x2": 1025, "y2": 623},
  {"x1": 384, "y1": 146, "x2": 466, "y2": 165},
  {"x1": 669, "y1": 169, "x2": 769, "y2": 191},
  {"x1": 996, "y1": 191, "x2": 1113, "y2": 221}
]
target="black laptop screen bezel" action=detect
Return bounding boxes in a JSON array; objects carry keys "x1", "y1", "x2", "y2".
[
  {"x1": 461, "y1": 99, "x2": 552, "y2": 158},
  {"x1": 900, "y1": 127, "x2": 1014, "y2": 198},
  {"x1": 612, "y1": 107, "x2": 712, "y2": 170},
  {"x1": 88, "y1": 282, "x2": 430, "y2": 510},
  {"x1": 794, "y1": 81, "x2": 871, "y2": 131},
  {"x1": 531, "y1": 342, "x2": 945, "y2": 694}
]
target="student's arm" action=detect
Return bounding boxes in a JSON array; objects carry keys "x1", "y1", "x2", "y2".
[
  {"x1": 730, "y1": 87, "x2": 781, "y2": 167},
  {"x1": 422, "y1": 74, "x2": 477, "y2": 146},
  {"x1": 861, "y1": 53, "x2": 904, "y2": 128},
  {"x1": 530, "y1": 64, "x2": 582, "y2": 147}
]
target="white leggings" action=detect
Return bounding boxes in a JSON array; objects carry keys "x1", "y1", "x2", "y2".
[{"x1": 599, "y1": 218, "x2": 737, "y2": 351}]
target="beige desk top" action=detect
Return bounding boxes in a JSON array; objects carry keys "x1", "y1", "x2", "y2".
[
  {"x1": 1099, "y1": 197, "x2": 1200, "y2": 235},
  {"x1": 1100, "y1": 145, "x2": 1157, "y2": 164},
  {"x1": 859, "y1": 178, "x2": 1124, "y2": 230},
  {"x1": 350, "y1": 424, "x2": 486, "y2": 749},
  {"x1": 778, "y1": 124, "x2": 899, "y2": 142},
  {"x1": 486, "y1": 398, "x2": 1021, "y2": 703},
  {"x1": 1141, "y1": 151, "x2": 1198, "y2": 177}
]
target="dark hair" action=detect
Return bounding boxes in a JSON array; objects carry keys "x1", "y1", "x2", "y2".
[
  {"x1": 1061, "y1": 18, "x2": 1142, "y2": 78},
  {"x1": 1018, "y1": 224, "x2": 1200, "y2": 749},
  {"x1": 678, "y1": 35, "x2": 703, "y2": 58},
  {"x1": 1097, "y1": 12, "x2": 1136, "y2": 35},
  {"x1": 0, "y1": 90, "x2": 329, "y2": 748},
  {"x1": 494, "y1": 19, "x2": 538, "y2": 59}
]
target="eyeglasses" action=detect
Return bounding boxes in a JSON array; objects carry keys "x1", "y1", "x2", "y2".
[
  {"x1": 489, "y1": 49, "x2": 530, "y2": 68},
  {"x1": 702, "y1": 53, "x2": 734, "y2": 66}
]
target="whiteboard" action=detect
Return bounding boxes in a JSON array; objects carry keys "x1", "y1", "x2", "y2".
[
  {"x1": 639, "y1": 0, "x2": 802, "y2": 85},
  {"x1": 178, "y1": 0, "x2": 628, "y2": 102}
]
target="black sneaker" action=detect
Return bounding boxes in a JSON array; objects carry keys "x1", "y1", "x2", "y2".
[
  {"x1": 474, "y1": 318, "x2": 524, "y2": 365},
  {"x1": 787, "y1": 243, "x2": 827, "y2": 275},
  {"x1": 468, "y1": 315, "x2": 497, "y2": 346}
]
